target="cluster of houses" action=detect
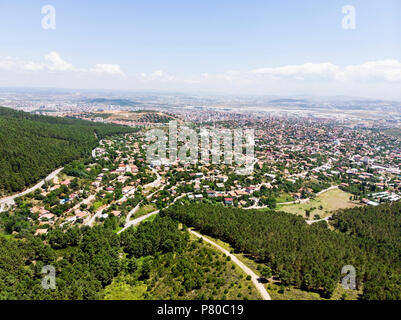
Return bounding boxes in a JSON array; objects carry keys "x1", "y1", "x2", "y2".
[{"x1": 24, "y1": 114, "x2": 401, "y2": 237}]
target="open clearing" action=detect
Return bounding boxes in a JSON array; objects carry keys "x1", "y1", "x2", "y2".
[{"x1": 276, "y1": 188, "x2": 360, "y2": 219}]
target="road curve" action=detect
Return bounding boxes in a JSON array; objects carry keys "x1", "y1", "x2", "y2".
[
  {"x1": 118, "y1": 210, "x2": 160, "y2": 234},
  {"x1": 188, "y1": 229, "x2": 271, "y2": 300},
  {"x1": 306, "y1": 216, "x2": 332, "y2": 225},
  {"x1": 0, "y1": 167, "x2": 64, "y2": 208}
]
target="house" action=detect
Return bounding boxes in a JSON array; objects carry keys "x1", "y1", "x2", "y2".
[
  {"x1": 245, "y1": 187, "x2": 255, "y2": 194},
  {"x1": 34, "y1": 229, "x2": 48, "y2": 236},
  {"x1": 362, "y1": 198, "x2": 379, "y2": 206},
  {"x1": 239, "y1": 200, "x2": 247, "y2": 206},
  {"x1": 66, "y1": 216, "x2": 77, "y2": 223},
  {"x1": 224, "y1": 198, "x2": 233, "y2": 205},
  {"x1": 206, "y1": 190, "x2": 216, "y2": 198},
  {"x1": 92, "y1": 181, "x2": 100, "y2": 188},
  {"x1": 293, "y1": 193, "x2": 302, "y2": 200},
  {"x1": 150, "y1": 160, "x2": 161, "y2": 167},
  {"x1": 236, "y1": 190, "x2": 248, "y2": 196},
  {"x1": 122, "y1": 186, "x2": 134, "y2": 194},
  {"x1": 217, "y1": 175, "x2": 228, "y2": 182},
  {"x1": 61, "y1": 179, "x2": 71, "y2": 186},
  {"x1": 39, "y1": 208, "x2": 50, "y2": 215},
  {"x1": 75, "y1": 211, "x2": 89, "y2": 219},
  {"x1": 111, "y1": 210, "x2": 122, "y2": 217},
  {"x1": 59, "y1": 198, "x2": 70, "y2": 205}
]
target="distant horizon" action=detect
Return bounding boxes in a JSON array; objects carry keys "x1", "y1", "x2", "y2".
[{"x1": 0, "y1": 85, "x2": 401, "y2": 103}]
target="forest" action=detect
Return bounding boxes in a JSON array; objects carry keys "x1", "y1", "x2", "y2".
[
  {"x1": 0, "y1": 215, "x2": 256, "y2": 300},
  {"x1": 0, "y1": 216, "x2": 183, "y2": 299},
  {"x1": 162, "y1": 202, "x2": 401, "y2": 300},
  {"x1": 0, "y1": 106, "x2": 135, "y2": 194}
]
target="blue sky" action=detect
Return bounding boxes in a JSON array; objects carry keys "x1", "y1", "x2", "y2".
[{"x1": 0, "y1": 0, "x2": 400, "y2": 98}]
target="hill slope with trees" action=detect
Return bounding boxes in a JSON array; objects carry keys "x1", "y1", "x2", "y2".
[
  {"x1": 0, "y1": 106, "x2": 134, "y2": 194},
  {"x1": 0, "y1": 216, "x2": 257, "y2": 300}
]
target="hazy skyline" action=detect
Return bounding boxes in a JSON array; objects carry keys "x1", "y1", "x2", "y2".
[{"x1": 0, "y1": 0, "x2": 400, "y2": 99}]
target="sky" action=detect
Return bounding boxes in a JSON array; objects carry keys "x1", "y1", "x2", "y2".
[{"x1": 0, "y1": 0, "x2": 400, "y2": 99}]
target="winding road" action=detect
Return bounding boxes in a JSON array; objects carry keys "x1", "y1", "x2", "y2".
[
  {"x1": 0, "y1": 146, "x2": 100, "y2": 213},
  {"x1": 306, "y1": 216, "x2": 332, "y2": 225},
  {"x1": 117, "y1": 209, "x2": 160, "y2": 234},
  {"x1": 114, "y1": 195, "x2": 272, "y2": 300},
  {"x1": 188, "y1": 229, "x2": 271, "y2": 300},
  {"x1": 0, "y1": 167, "x2": 64, "y2": 212},
  {"x1": 118, "y1": 193, "x2": 188, "y2": 234}
]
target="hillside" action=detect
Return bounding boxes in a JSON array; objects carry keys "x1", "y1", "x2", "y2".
[
  {"x1": 0, "y1": 106, "x2": 135, "y2": 194},
  {"x1": 0, "y1": 215, "x2": 257, "y2": 300},
  {"x1": 162, "y1": 202, "x2": 401, "y2": 300}
]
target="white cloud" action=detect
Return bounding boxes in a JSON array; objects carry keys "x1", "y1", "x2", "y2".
[
  {"x1": 343, "y1": 60, "x2": 401, "y2": 82},
  {"x1": 140, "y1": 70, "x2": 176, "y2": 81},
  {"x1": 0, "y1": 51, "x2": 126, "y2": 77},
  {"x1": 251, "y1": 63, "x2": 340, "y2": 81},
  {"x1": 0, "y1": 54, "x2": 400, "y2": 98},
  {"x1": 250, "y1": 60, "x2": 401, "y2": 82},
  {"x1": 0, "y1": 56, "x2": 44, "y2": 72},
  {"x1": 90, "y1": 64, "x2": 126, "y2": 77},
  {"x1": 45, "y1": 52, "x2": 78, "y2": 72}
]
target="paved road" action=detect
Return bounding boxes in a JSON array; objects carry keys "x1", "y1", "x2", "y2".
[
  {"x1": 306, "y1": 216, "x2": 332, "y2": 225},
  {"x1": 125, "y1": 202, "x2": 142, "y2": 225},
  {"x1": 143, "y1": 166, "x2": 163, "y2": 190},
  {"x1": 188, "y1": 229, "x2": 271, "y2": 300},
  {"x1": 117, "y1": 210, "x2": 160, "y2": 234},
  {"x1": 0, "y1": 167, "x2": 64, "y2": 209},
  {"x1": 85, "y1": 205, "x2": 108, "y2": 227},
  {"x1": 118, "y1": 193, "x2": 188, "y2": 234}
]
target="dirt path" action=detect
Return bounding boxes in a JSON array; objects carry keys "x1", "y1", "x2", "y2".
[{"x1": 188, "y1": 229, "x2": 271, "y2": 300}]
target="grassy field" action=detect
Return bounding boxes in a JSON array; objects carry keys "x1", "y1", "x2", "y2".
[
  {"x1": 103, "y1": 282, "x2": 148, "y2": 300},
  {"x1": 134, "y1": 204, "x2": 157, "y2": 219},
  {"x1": 275, "y1": 193, "x2": 295, "y2": 203},
  {"x1": 276, "y1": 188, "x2": 360, "y2": 219}
]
